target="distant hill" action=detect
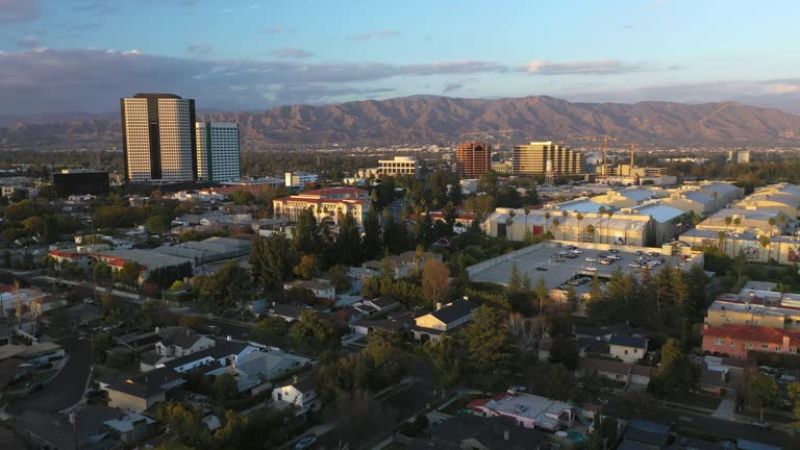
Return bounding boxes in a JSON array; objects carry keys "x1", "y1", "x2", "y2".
[{"x1": 1, "y1": 95, "x2": 799, "y2": 150}]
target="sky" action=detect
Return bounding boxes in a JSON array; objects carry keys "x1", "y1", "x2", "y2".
[{"x1": 1, "y1": 0, "x2": 800, "y2": 115}]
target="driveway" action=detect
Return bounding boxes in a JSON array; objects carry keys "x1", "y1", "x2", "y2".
[{"x1": 8, "y1": 336, "x2": 92, "y2": 415}]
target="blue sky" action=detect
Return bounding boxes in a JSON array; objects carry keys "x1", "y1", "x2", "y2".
[{"x1": 1, "y1": 0, "x2": 799, "y2": 114}]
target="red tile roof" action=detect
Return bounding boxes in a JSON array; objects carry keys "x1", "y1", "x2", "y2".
[
  {"x1": 48, "y1": 250, "x2": 87, "y2": 259},
  {"x1": 303, "y1": 187, "x2": 367, "y2": 197},
  {"x1": 704, "y1": 324, "x2": 800, "y2": 346}
]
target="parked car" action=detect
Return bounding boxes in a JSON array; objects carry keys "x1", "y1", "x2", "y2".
[{"x1": 294, "y1": 435, "x2": 317, "y2": 450}]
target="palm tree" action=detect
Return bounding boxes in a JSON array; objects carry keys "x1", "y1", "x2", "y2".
[
  {"x1": 544, "y1": 212, "x2": 551, "y2": 236},
  {"x1": 605, "y1": 210, "x2": 614, "y2": 244},
  {"x1": 575, "y1": 213, "x2": 584, "y2": 243},
  {"x1": 759, "y1": 235, "x2": 772, "y2": 262},
  {"x1": 506, "y1": 210, "x2": 516, "y2": 241},
  {"x1": 552, "y1": 218, "x2": 561, "y2": 241},
  {"x1": 732, "y1": 217, "x2": 742, "y2": 256},
  {"x1": 717, "y1": 230, "x2": 727, "y2": 252},
  {"x1": 777, "y1": 214, "x2": 788, "y2": 263},
  {"x1": 585, "y1": 224, "x2": 596, "y2": 243}
]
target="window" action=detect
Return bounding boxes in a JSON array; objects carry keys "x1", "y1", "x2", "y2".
[{"x1": 716, "y1": 338, "x2": 724, "y2": 345}]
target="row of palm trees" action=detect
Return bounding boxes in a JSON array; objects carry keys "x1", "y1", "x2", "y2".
[
  {"x1": 504, "y1": 207, "x2": 618, "y2": 244},
  {"x1": 716, "y1": 213, "x2": 789, "y2": 263}
]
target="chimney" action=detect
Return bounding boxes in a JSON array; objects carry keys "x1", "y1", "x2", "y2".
[
  {"x1": 503, "y1": 429, "x2": 510, "y2": 441},
  {"x1": 155, "y1": 326, "x2": 160, "y2": 334},
  {"x1": 435, "y1": 302, "x2": 443, "y2": 311},
  {"x1": 226, "y1": 335, "x2": 232, "y2": 342},
  {"x1": 783, "y1": 335, "x2": 790, "y2": 349}
]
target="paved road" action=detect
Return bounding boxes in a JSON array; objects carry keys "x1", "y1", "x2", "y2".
[
  {"x1": 8, "y1": 336, "x2": 91, "y2": 415},
  {"x1": 608, "y1": 398, "x2": 788, "y2": 447}
]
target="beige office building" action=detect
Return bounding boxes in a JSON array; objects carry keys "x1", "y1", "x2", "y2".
[
  {"x1": 513, "y1": 141, "x2": 584, "y2": 175},
  {"x1": 378, "y1": 156, "x2": 419, "y2": 176},
  {"x1": 121, "y1": 93, "x2": 197, "y2": 183}
]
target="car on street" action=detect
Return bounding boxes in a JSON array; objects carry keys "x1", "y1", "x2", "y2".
[{"x1": 294, "y1": 435, "x2": 317, "y2": 450}]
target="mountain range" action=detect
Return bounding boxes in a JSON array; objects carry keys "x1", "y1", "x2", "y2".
[{"x1": 1, "y1": 95, "x2": 799, "y2": 151}]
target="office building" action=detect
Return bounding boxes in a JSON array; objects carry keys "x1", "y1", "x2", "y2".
[
  {"x1": 512, "y1": 141, "x2": 584, "y2": 176},
  {"x1": 52, "y1": 170, "x2": 110, "y2": 197},
  {"x1": 284, "y1": 172, "x2": 319, "y2": 189},
  {"x1": 377, "y1": 156, "x2": 419, "y2": 176},
  {"x1": 195, "y1": 122, "x2": 241, "y2": 182},
  {"x1": 456, "y1": 141, "x2": 492, "y2": 178},
  {"x1": 121, "y1": 93, "x2": 197, "y2": 183}
]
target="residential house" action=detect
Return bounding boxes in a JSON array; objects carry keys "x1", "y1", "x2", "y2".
[
  {"x1": 106, "y1": 368, "x2": 186, "y2": 412},
  {"x1": 468, "y1": 391, "x2": 576, "y2": 432},
  {"x1": 272, "y1": 376, "x2": 320, "y2": 415},
  {"x1": 609, "y1": 335, "x2": 648, "y2": 363},
  {"x1": 412, "y1": 299, "x2": 477, "y2": 343},
  {"x1": 409, "y1": 414, "x2": 548, "y2": 450},
  {"x1": 283, "y1": 279, "x2": 336, "y2": 301},
  {"x1": 577, "y1": 358, "x2": 653, "y2": 392},
  {"x1": 361, "y1": 251, "x2": 443, "y2": 280},
  {"x1": 140, "y1": 327, "x2": 216, "y2": 372},
  {"x1": 268, "y1": 303, "x2": 312, "y2": 322},
  {"x1": 352, "y1": 296, "x2": 400, "y2": 317}
]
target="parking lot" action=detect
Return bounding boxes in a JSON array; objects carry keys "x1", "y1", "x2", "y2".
[{"x1": 468, "y1": 242, "x2": 699, "y2": 291}]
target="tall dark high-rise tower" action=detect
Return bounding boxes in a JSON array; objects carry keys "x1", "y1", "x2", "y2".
[
  {"x1": 120, "y1": 93, "x2": 197, "y2": 183},
  {"x1": 456, "y1": 141, "x2": 492, "y2": 178}
]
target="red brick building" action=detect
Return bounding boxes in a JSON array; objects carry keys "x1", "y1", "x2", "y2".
[
  {"x1": 456, "y1": 141, "x2": 492, "y2": 178},
  {"x1": 702, "y1": 324, "x2": 800, "y2": 359}
]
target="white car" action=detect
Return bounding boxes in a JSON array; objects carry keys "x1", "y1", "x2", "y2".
[
  {"x1": 585, "y1": 257, "x2": 597, "y2": 262},
  {"x1": 583, "y1": 266, "x2": 598, "y2": 272}
]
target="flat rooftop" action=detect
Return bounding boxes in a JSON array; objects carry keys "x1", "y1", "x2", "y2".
[{"x1": 468, "y1": 242, "x2": 699, "y2": 291}]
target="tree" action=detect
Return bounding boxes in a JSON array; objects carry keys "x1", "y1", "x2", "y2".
[
  {"x1": 250, "y1": 234, "x2": 296, "y2": 294},
  {"x1": 747, "y1": 373, "x2": 780, "y2": 421},
  {"x1": 588, "y1": 411, "x2": 619, "y2": 450},
  {"x1": 421, "y1": 258, "x2": 450, "y2": 308},
  {"x1": 651, "y1": 338, "x2": 696, "y2": 394},
  {"x1": 292, "y1": 208, "x2": 321, "y2": 254},
  {"x1": 196, "y1": 261, "x2": 251, "y2": 311},
  {"x1": 549, "y1": 336, "x2": 579, "y2": 370},
  {"x1": 327, "y1": 264, "x2": 351, "y2": 293},
  {"x1": 91, "y1": 332, "x2": 112, "y2": 363},
  {"x1": 252, "y1": 316, "x2": 290, "y2": 345},
  {"x1": 114, "y1": 261, "x2": 141, "y2": 287},
  {"x1": 145, "y1": 214, "x2": 171, "y2": 234},
  {"x1": 336, "y1": 212, "x2": 363, "y2": 266},
  {"x1": 92, "y1": 261, "x2": 112, "y2": 285},
  {"x1": 508, "y1": 263, "x2": 523, "y2": 293},
  {"x1": 425, "y1": 336, "x2": 462, "y2": 389},
  {"x1": 293, "y1": 254, "x2": 319, "y2": 280},
  {"x1": 290, "y1": 309, "x2": 339, "y2": 353},
  {"x1": 212, "y1": 373, "x2": 239, "y2": 403},
  {"x1": 362, "y1": 208, "x2": 382, "y2": 259},
  {"x1": 462, "y1": 306, "x2": 517, "y2": 389}
]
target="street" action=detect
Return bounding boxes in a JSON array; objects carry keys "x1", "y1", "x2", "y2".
[{"x1": 8, "y1": 336, "x2": 91, "y2": 415}]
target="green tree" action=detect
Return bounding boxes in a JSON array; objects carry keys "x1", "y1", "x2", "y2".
[
  {"x1": 651, "y1": 338, "x2": 696, "y2": 394},
  {"x1": 327, "y1": 264, "x2": 351, "y2": 293},
  {"x1": 252, "y1": 316, "x2": 291, "y2": 345},
  {"x1": 747, "y1": 373, "x2": 780, "y2": 421},
  {"x1": 196, "y1": 261, "x2": 251, "y2": 311},
  {"x1": 114, "y1": 261, "x2": 142, "y2": 287},
  {"x1": 145, "y1": 214, "x2": 172, "y2": 234},
  {"x1": 549, "y1": 336, "x2": 579, "y2": 370},
  {"x1": 362, "y1": 207, "x2": 382, "y2": 259},
  {"x1": 336, "y1": 212, "x2": 363, "y2": 266},
  {"x1": 250, "y1": 234, "x2": 297, "y2": 294},
  {"x1": 588, "y1": 411, "x2": 619, "y2": 450},
  {"x1": 93, "y1": 261, "x2": 112, "y2": 285},
  {"x1": 290, "y1": 309, "x2": 339, "y2": 353},
  {"x1": 425, "y1": 336, "x2": 462, "y2": 389},
  {"x1": 292, "y1": 208, "x2": 321, "y2": 254},
  {"x1": 212, "y1": 373, "x2": 239, "y2": 403},
  {"x1": 91, "y1": 332, "x2": 112, "y2": 363},
  {"x1": 461, "y1": 306, "x2": 516, "y2": 389}
]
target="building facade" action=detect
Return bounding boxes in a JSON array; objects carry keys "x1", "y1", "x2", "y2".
[
  {"x1": 377, "y1": 156, "x2": 419, "y2": 176},
  {"x1": 284, "y1": 172, "x2": 319, "y2": 189},
  {"x1": 456, "y1": 141, "x2": 492, "y2": 178},
  {"x1": 273, "y1": 187, "x2": 371, "y2": 225},
  {"x1": 513, "y1": 141, "x2": 584, "y2": 176},
  {"x1": 121, "y1": 93, "x2": 197, "y2": 183},
  {"x1": 195, "y1": 122, "x2": 241, "y2": 182},
  {"x1": 52, "y1": 170, "x2": 110, "y2": 197}
]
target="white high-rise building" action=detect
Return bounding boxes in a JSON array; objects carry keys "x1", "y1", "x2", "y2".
[
  {"x1": 121, "y1": 93, "x2": 196, "y2": 183},
  {"x1": 196, "y1": 123, "x2": 241, "y2": 182}
]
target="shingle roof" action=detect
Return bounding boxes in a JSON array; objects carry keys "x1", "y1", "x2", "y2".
[
  {"x1": 609, "y1": 334, "x2": 648, "y2": 349},
  {"x1": 429, "y1": 299, "x2": 477, "y2": 324}
]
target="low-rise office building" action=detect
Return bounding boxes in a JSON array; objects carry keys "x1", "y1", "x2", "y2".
[{"x1": 273, "y1": 187, "x2": 371, "y2": 226}]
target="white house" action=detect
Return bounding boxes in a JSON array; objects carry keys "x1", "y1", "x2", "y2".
[
  {"x1": 609, "y1": 335, "x2": 648, "y2": 363},
  {"x1": 283, "y1": 279, "x2": 336, "y2": 301},
  {"x1": 412, "y1": 299, "x2": 477, "y2": 343},
  {"x1": 272, "y1": 377, "x2": 320, "y2": 415}
]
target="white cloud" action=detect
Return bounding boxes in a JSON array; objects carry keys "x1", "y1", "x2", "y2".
[{"x1": 524, "y1": 59, "x2": 651, "y2": 75}]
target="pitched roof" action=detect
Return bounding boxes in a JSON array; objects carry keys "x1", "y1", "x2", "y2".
[
  {"x1": 609, "y1": 334, "x2": 648, "y2": 349},
  {"x1": 429, "y1": 299, "x2": 477, "y2": 324},
  {"x1": 703, "y1": 324, "x2": 800, "y2": 346},
  {"x1": 108, "y1": 367, "x2": 184, "y2": 398}
]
